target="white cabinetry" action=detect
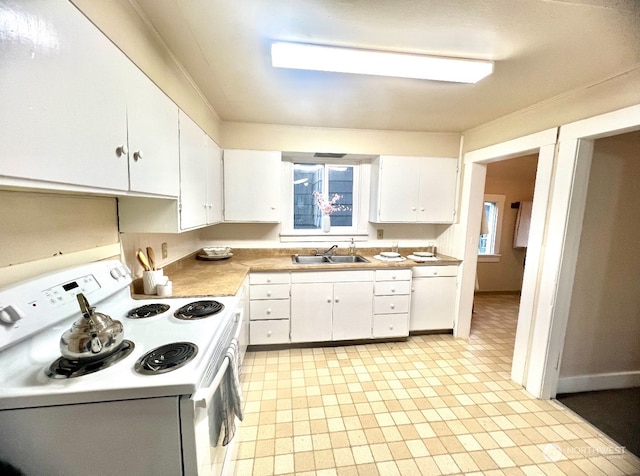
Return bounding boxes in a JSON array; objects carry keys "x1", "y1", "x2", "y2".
[
  {"x1": 124, "y1": 65, "x2": 180, "y2": 197},
  {"x1": 0, "y1": 0, "x2": 181, "y2": 197},
  {"x1": 369, "y1": 155, "x2": 458, "y2": 223},
  {"x1": 178, "y1": 112, "x2": 210, "y2": 230},
  {"x1": 290, "y1": 271, "x2": 374, "y2": 343},
  {"x1": 0, "y1": 0, "x2": 129, "y2": 192},
  {"x1": 410, "y1": 266, "x2": 458, "y2": 331},
  {"x1": 249, "y1": 272, "x2": 290, "y2": 345},
  {"x1": 223, "y1": 150, "x2": 281, "y2": 222},
  {"x1": 117, "y1": 113, "x2": 223, "y2": 232},
  {"x1": 373, "y1": 269, "x2": 412, "y2": 338}
]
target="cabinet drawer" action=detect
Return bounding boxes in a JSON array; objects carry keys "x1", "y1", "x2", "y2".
[
  {"x1": 291, "y1": 270, "x2": 374, "y2": 283},
  {"x1": 373, "y1": 313, "x2": 409, "y2": 338},
  {"x1": 374, "y1": 281, "x2": 411, "y2": 296},
  {"x1": 250, "y1": 320, "x2": 290, "y2": 345},
  {"x1": 250, "y1": 272, "x2": 290, "y2": 285},
  {"x1": 250, "y1": 300, "x2": 290, "y2": 320},
  {"x1": 412, "y1": 265, "x2": 458, "y2": 278},
  {"x1": 250, "y1": 284, "x2": 289, "y2": 300},
  {"x1": 375, "y1": 269, "x2": 412, "y2": 281},
  {"x1": 374, "y1": 295, "x2": 410, "y2": 314}
]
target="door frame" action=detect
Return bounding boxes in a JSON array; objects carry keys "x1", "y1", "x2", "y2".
[
  {"x1": 457, "y1": 103, "x2": 640, "y2": 399},
  {"x1": 457, "y1": 128, "x2": 558, "y2": 397}
]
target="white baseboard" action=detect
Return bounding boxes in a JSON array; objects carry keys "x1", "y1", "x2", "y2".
[{"x1": 557, "y1": 370, "x2": 640, "y2": 394}]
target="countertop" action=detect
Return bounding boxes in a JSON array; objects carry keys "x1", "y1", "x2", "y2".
[{"x1": 133, "y1": 247, "x2": 462, "y2": 298}]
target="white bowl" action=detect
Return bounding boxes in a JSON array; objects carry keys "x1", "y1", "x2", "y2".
[
  {"x1": 413, "y1": 251, "x2": 434, "y2": 257},
  {"x1": 202, "y1": 246, "x2": 231, "y2": 256},
  {"x1": 380, "y1": 251, "x2": 401, "y2": 258}
]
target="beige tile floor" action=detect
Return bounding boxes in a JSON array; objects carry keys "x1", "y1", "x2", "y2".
[{"x1": 233, "y1": 294, "x2": 640, "y2": 475}]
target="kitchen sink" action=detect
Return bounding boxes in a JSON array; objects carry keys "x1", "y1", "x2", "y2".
[
  {"x1": 327, "y1": 255, "x2": 370, "y2": 263},
  {"x1": 291, "y1": 254, "x2": 370, "y2": 264},
  {"x1": 291, "y1": 255, "x2": 331, "y2": 264}
]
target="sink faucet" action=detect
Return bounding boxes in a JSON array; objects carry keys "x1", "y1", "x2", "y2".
[{"x1": 317, "y1": 244, "x2": 338, "y2": 256}]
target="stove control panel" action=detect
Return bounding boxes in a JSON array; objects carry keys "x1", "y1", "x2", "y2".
[{"x1": 42, "y1": 274, "x2": 101, "y2": 307}]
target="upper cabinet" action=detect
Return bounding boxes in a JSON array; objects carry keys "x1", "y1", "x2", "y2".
[
  {"x1": 369, "y1": 155, "x2": 458, "y2": 223},
  {"x1": 179, "y1": 112, "x2": 223, "y2": 230},
  {"x1": 124, "y1": 63, "x2": 180, "y2": 197},
  {"x1": 223, "y1": 150, "x2": 281, "y2": 222},
  {"x1": 118, "y1": 112, "x2": 223, "y2": 233},
  {"x1": 0, "y1": 0, "x2": 129, "y2": 191},
  {"x1": 0, "y1": 0, "x2": 179, "y2": 197}
]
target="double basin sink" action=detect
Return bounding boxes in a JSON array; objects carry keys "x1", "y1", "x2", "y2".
[{"x1": 292, "y1": 254, "x2": 370, "y2": 264}]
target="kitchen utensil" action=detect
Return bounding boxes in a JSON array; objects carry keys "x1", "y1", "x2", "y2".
[
  {"x1": 146, "y1": 247, "x2": 156, "y2": 270},
  {"x1": 136, "y1": 248, "x2": 151, "y2": 271},
  {"x1": 143, "y1": 269, "x2": 165, "y2": 295},
  {"x1": 59, "y1": 293, "x2": 124, "y2": 360}
]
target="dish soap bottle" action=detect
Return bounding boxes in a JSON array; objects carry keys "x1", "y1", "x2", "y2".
[{"x1": 349, "y1": 238, "x2": 356, "y2": 256}]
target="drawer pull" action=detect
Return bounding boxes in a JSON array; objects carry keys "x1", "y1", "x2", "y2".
[
  {"x1": 390, "y1": 303, "x2": 395, "y2": 309},
  {"x1": 390, "y1": 288, "x2": 396, "y2": 293},
  {"x1": 266, "y1": 308, "x2": 271, "y2": 315},
  {"x1": 267, "y1": 291, "x2": 272, "y2": 297},
  {"x1": 267, "y1": 331, "x2": 272, "y2": 337},
  {"x1": 389, "y1": 324, "x2": 394, "y2": 330}
]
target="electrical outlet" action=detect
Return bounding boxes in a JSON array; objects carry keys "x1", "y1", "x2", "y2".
[
  {"x1": 161, "y1": 242, "x2": 168, "y2": 259},
  {"x1": 377, "y1": 229, "x2": 384, "y2": 239}
]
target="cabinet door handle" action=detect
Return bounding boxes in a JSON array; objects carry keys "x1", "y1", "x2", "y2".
[
  {"x1": 335, "y1": 297, "x2": 340, "y2": 303},
  {"x1": 117, "y1": 145, "x2": 128, "y2": 156},
  {"x1": 327, "y1": 298, "x2": 332, "y2": 303},
  {"x1": 133, "y1": 150, "x2": 143, "y2": 161}
]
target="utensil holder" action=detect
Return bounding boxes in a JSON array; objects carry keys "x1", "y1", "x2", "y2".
[{"x1": 142, "y1": 269, "x2": 164, "y2": 295}]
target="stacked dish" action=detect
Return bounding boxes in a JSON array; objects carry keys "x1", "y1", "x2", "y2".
[
  {"x1": 407, "y1": 251, "x2": 439, "y2": 262},
  {"x1": 373, "y1": 251, "x2": 406, "y2": 262},
  {"x1": 197, "y1": 246, "x2": 233, "y2": 261}
]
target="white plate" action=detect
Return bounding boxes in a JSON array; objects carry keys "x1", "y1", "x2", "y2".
[
  {"x1": 196, "y1": 252, "x2": 233, "y2": 261},
  {"x1": 413, "y1": 251, "x2": 434, "y2": 257},
  {"x1": 380, "y1": 251, "x2": 401, "y2": 258},
  {"x1": 373, "y1": 255, "x2": 406, "y2": 262},
  {"x1": 407, "y1": 254, "x2": 439, "y2": 262}
]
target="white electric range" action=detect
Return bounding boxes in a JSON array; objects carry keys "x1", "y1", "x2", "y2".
[{"x1": 0, "y1": 260, "x2": 247, "y2": 476}]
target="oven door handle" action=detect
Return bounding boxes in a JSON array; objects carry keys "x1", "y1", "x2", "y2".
[
  {"x1": 193, "y1": 355, "x2": 230, "y2": 409},
  {"x1": 192, "y1": 310, "x2": 242, "y2": 408}
]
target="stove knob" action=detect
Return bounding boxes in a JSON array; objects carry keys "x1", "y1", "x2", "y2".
[
  {"x1": 110, "y1": 268, "x2": 123, "y2": 279},
  {"x1": 0, "y1": 305, "x2": 24, "y2": 324}
]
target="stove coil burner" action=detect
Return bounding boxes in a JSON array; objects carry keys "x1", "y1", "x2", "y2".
[
  {"x1": 46, "y1": 340, "x2": 135, "y2": 379},
  {"x1": 174, "y1": 300, "x2": 224, "y2": 320},
  {"x1": 135, "y1": 342, "x2": 198, "y2": 375},
  {"x1": 127, "y1": 303, "x2": 170, "y2": 319}
]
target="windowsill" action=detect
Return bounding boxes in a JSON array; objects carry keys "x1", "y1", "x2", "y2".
[
  {"x1": 280, "y1": 230, "x2": 368, "y2": 243},
  {"x1": 478, "y1": 254, "x2": 501, "y2": 263}
]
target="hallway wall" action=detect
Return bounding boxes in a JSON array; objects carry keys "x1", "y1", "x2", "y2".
[{"x1": 559, "y1": 131, "x2": 640, "y2": 390}]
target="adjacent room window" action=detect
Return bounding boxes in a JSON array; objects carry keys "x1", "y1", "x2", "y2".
[
  {"x1": 293, "y1": 163, "x2": 355, "y2": 230},
  {"x1": 478, "y1": 194, "x2": 505, "y2": 260}
]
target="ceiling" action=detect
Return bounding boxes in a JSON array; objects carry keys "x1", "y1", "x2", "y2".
[{"x1": 133, "y1": 0, "x2": 640, "y2": 133}]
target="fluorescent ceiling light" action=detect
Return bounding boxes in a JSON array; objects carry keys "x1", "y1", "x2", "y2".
[{"x1": 271, "y1": 42, "x2": 493, "y2": 84}]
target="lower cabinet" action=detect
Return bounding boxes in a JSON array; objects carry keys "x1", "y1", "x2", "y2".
[
  {"x1": 410, "y1": 265, "x2": 458, "y2": 331},
  {"x1": 249, "y1": 272, "x2": 291, "y2": 345},
  {"x1": 290, "y1": 271, "x2": 375, "y2": 343},
  {"x1": 373, "y1": 269, "x2": 412, "y2": 338}
]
